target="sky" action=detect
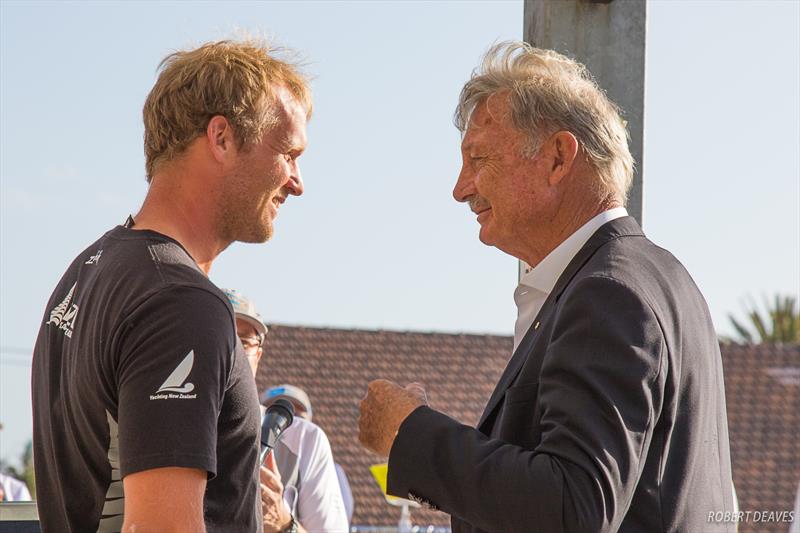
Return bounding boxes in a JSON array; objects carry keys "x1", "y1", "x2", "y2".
[{"x1": 1, "y1": 0, "x2": 798, "y2": 467}]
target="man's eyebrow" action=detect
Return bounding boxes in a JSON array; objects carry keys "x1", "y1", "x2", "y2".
[{"x1": 281, "y1": 138, "x2": 305, "y2": 153}]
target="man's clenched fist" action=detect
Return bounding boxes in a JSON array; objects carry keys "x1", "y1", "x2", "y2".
[{"x1": 358, "y1": 379, "x2": 428, "y2": 456}]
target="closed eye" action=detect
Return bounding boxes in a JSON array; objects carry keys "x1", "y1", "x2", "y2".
[
  {"x1": 470, "y1": 155, "x2": 486, "y2": 167},
  {"x1": 285, "y1": 149, "x2": 304, "y2": 162}
]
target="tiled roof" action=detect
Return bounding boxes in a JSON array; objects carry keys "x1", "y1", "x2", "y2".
[
  {"x1": 255, "y1": 325, "x2": 800, "y2": 530},
  {"x1": 720, "y1": 343, "x2": 800, "y2": 533}
]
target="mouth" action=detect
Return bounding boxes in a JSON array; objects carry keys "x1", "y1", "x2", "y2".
[
  {"x1": 271, "y1": 196, "x2": 286, "y2": 209},
  {"x1": 468, "y1": 195, "x2": 491, "y2": 219},
  {"x1": 475, "y1": 207, "x2": 492, "y2": 222}
]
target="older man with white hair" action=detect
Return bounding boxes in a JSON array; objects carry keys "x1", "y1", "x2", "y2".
[{"x1": 359, "y1": 42, "x2": 735, "y2": 533}]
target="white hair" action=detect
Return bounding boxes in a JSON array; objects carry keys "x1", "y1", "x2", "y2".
[{"x1": 455, "y1": 41, "x2": 634, "y2": 203}]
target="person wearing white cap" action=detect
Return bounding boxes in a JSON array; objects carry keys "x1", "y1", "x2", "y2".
[
  {"x1": 262, "y1": 385, "x2": 312, "y2": 420},
  {"x1": 225, "y1": 289, "x2": 349, "y2": 533},
  {"x1": 264, "y1": 385, "x2": 355, "y2": 524},
  {"x1": 223, "y1": 288, "x2": 269, "y2": 376}
]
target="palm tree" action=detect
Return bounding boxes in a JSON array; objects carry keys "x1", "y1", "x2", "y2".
[{"x1": 727, "y1": 294, "x2": 800, "y2": 344}]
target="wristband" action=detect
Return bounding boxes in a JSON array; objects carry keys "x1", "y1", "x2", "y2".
[{"x1": 280, "y1": 515, "x2": 298, "y2": 533}]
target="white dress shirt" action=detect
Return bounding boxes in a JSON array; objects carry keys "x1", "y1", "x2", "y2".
[
  {"x1": 513, "y1": 208, "x2": 628, "y2": 352},
  {"x1": 0, "y1": 473, "x2": 32, "y2": 501},
  {"x1": 259, "y1": 407, "x2": 349, "y2": 532}
]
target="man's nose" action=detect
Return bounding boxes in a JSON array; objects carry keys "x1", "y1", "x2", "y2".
[
  {"x1": 286, "y1": 164, "x2": 304, "y2": 196},
  {"x1": 452, "y1": 166, "x2": 473, "y2": 203}
]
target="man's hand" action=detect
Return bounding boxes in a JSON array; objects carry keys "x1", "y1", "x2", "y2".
[
  {"x1": 358, "y1": 379, "x2": 428, "y2": 456},
  {"x1": 260, "y1": 451, "x2": 293, "y2": 533}
]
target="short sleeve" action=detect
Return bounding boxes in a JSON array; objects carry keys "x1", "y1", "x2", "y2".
[{"x1": 113, "y1": 285, "x2": 235, "y2": 479}]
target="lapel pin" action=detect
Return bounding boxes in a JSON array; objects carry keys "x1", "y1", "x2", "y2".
[{"x1": 534, "y1": 321, "x2": 540, "y2": 330}]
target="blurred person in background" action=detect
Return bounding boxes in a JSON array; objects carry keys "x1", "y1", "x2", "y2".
[
  {"x1": 264, "y1": 384, "x2": 355, "y2": 525},
  {"x1": 226, "y1": 289, "x2": 349, "y2": 533},
  {"x1": 0, "y1": 472, "x2": 31, "y2": 501}
]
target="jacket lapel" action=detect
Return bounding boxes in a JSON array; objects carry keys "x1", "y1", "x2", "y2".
[
  {"x1": 477, "y1": 293, "x2": 555, "y2": 429},
  {"x1": 476, "y1": 216, "x2": 644, "y2": 431}
]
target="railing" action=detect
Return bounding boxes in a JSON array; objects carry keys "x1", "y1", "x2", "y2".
[
  {"x1": 0, "y1": 502, "x2": 40, "y2": 533},
  {"x1": 350, "y1": 526, "x2": 451, "y2": 533}
]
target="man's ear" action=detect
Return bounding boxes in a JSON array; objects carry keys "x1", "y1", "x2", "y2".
[
  {"x1": 546, "y1": 131, "x2": 579, "y2": 187},
  {"x1": 206, "y1": 115, "x2": 235, "y2": 164}
]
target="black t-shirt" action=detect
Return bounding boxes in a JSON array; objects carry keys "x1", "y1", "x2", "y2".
[{"x1": 32, "y1": 223, "x2": 262, "y2": 532}]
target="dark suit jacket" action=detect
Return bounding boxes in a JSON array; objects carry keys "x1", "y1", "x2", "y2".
[{"x1": 387, "y1": 217, "x2": 735, "y2": 532}]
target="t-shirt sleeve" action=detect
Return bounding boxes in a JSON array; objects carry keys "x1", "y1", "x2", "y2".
[
  {"x1": 112, "y1": 285, "x2": 235, "y2": 479},
  {"x1": 296, "y1": 425, "x2": 349, "y2": 532}
]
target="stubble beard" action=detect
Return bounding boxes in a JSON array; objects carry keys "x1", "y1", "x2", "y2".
[{"x1": 217, "y1": 168, "x2": 274, "y2": 245}]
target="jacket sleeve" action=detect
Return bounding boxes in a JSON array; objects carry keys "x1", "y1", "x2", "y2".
[{"x1": 387, "y1": 275, "x2": 667, "y2": 533}]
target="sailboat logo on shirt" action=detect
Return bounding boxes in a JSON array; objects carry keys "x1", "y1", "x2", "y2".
[{"x1": 150, "y1": 351, "x2": 197, "y2": 400}]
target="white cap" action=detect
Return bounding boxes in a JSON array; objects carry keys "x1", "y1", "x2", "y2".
[
  {"x1": 222, "y1": 288, "x2": 268, "y2": 338},
  {"x1": 262, "y1": 384, "x2": 313, "y2": 421}
]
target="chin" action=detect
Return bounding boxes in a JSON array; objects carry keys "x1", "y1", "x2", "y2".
[
  {"x1": 251, "y1": 211, "x2": 275, "y2": 243},
  {"x1": 237, "y1": 222, "x2": 272, "y2": 244},
  {"x1": 478, "y1": 225, "x2": 495, "y2": 247},
  {"x1": 255, "y1": 225, "x2": 273, "y2": 243}
]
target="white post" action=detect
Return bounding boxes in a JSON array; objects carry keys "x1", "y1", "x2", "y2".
[{"x1": 398, "y1": 504, "x2": 412, "y2": 533}]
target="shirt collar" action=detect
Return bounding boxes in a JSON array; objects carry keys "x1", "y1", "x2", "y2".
[{"x1": 520, "y1": 207, "x2": 628, "y2": 294}]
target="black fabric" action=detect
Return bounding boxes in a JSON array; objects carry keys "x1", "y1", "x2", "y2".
[
  {"x1": 32, "y1": 224, "x2": 262, "y2": 533},
  {"x1": 387, "y1": 217, "x2": 735, "y2": 533}
]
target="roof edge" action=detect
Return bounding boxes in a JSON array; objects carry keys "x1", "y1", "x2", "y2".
[{"x1": 264, "y1": 322, "x2": 513, "y2": 340}]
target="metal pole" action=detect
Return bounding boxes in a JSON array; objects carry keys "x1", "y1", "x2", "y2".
[{"x1": 523, "y1": 0, "x2": 647, "y2": 226}]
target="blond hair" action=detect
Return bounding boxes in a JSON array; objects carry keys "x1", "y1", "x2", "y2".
[
  {"x1": 455, "y1": 41, "x2": 634, "y2": 203},
  {"x1": 142, "y1": 39, "x2": 312, "y2": 182}
]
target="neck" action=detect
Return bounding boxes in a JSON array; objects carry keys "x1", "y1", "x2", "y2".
[
  {"x1": 519, "y1": 175, "x2": 621, "y2": 268},
  {"x1": 132, "y1": 167, "x2": 229, "y2": 275}
]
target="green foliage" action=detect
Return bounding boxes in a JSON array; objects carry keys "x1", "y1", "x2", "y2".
[
  {"x1": 727, "y1": 294, "x2": 800, "y2": 344},
  {"x1": 21, "y1": 440, "x2": 35, "y2": 499}
]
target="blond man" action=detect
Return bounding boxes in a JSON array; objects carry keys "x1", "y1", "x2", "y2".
[{"x1": 32, "y1": 40, "x2": 310, "y2": 533}]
